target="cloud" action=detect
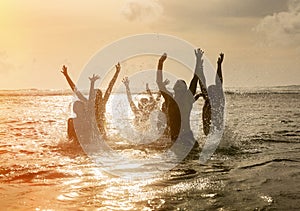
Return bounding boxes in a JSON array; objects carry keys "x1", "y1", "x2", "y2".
[
  {"x1": 121, "y1": 0, "x2": 163, "y2": 23},
  {"x1": 254, "y1": 0, "x2": 300, "y2": 46}
]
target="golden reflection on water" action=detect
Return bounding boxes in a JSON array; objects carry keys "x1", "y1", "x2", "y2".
[
  {"x1": 54, "y1": 161, "x2": 162, "y2": 210},
  {"x1": 53, "y1": 160, "x2": 223, "y2": 210}
]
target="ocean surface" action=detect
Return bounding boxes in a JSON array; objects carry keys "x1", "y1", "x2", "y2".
[{"x1": 0, "y1": 86, "x2": 299, "y2": 210}]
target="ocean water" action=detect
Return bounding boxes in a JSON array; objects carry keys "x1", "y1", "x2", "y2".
[{"x1": 0, "y1": 87, "x2": 299, "y2": 210}]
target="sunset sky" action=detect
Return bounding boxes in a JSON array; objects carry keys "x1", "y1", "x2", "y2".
[{"x1": 0, "y1": 0, "x2": 299, "y2": 89}]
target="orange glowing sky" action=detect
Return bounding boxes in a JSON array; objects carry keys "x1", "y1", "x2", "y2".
[{"x1": 0, "y1": 0, "x2": 299, "y2": 89}]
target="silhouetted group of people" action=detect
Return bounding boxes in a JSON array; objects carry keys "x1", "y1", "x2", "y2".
[
  {"x1": 61, "y1": 48, "x2": 225, "y2": 154},
  {"x1": 122, "y1": 77, "x2": 161, "y2": 126}
]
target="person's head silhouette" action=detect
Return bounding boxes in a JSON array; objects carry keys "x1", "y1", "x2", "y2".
[
  {"x1": 173, "y1": 79, "x2": 187, "y2": 96},
  {"x1": 73, "y1": 101, "x2": 85, "y2": 117},
  {"x1": 138, "y1": 98, "x2": 149, "y2": 110}
]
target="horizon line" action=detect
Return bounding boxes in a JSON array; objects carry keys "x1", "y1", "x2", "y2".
[{"x1": 0, "y1": 84, "x2": 300, "y2": 91}]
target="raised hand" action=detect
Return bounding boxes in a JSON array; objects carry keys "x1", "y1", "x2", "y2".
[
  {"x1": 217, "y1": 53, "x2": 224, "y2": 65},
  {"x1": 115, "y1": 62, "x2": 121, "y2": 72},
  {"x1": 195, "y1": 48, "x2": 204, "y2": 65},
  {"x1": 159, "y1": 53, "x2": 167, "y2": 63},
  {"x1": 122, "y1": 77, "x2": 129, "y2": 87},
  {"x1": 61, "y1": 65, "x2": 68, "y2": 76},
  {"x1": 195, "y1": 48, "x2": 204, "y2": 59},
  {"x1": 163, "y1": 79, "x2": 170, "y2": 86},
  {"x1": 89, "y1": 74, "x2": 100, "y2": 83}
]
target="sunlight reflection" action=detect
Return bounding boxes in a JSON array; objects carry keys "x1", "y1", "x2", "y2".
[{"x1": 100, "y1": 177, "x2": 161, "y2": 210}]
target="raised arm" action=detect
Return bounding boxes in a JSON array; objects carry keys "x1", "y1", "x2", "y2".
[
  {"x1": 194, "y1": 49, "x2": 208, "y2": 100},
  {"x1": 156, "y1": 53, "x2": 172, "y2": 96},
  {"x1": 189, "y1": 48, "x2": 204, "y2": 95},
  {"x1": 146, "y1": 82, "x2": 163, "y2": 111},
  {"x1": 122, "y1": 77, "x2": 139, "y2": 115},
  {"x1": 87, "y1": 74, "x2": 100, "y2": 113},
  {"x1": 146, "y1": 83, "x2": 155, "y2": 102},
  {"x1": 216, "y1": 53, "x2": 224, "y2": 85},
  {"x1": 88, "y1": 74, "x2": 100, "y2": 102},
  {"x1": 61, "y1": 65, "x2": 87, "y2": 102},
  {"x1": 103, "y1": 63, "x2": 121, "y2": 104}
]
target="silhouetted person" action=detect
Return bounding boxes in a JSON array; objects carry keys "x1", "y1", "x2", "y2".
[
  {"x1": 122, "y1": 77, "x2": 162, "y2": 125},
  {"x1": 61, "y1": 64, "x2": 121, "y2": 139},
  {"x1": 61, "y1": 66, "x2": 99, "y2": 141},
  {"x1": 156, "y1": 51, "x2": 201, "y2": 144},
  {"x1": 67, "y1": 101, "x2": 85, "y2": 141},
  {"x1": 94, "y1": 63, "x2": 121, "y2": 138},
  {"x1": 198, "y1": 52, "x2": 225, "y2": 135}
]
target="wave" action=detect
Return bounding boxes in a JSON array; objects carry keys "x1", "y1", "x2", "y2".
[
  {"x1": 238, "y1": 158, "x2": 300, "y2": 170},
  {"x1": 1, "y1": 168, "x2": 73, "y2": 183},
  {"x1": 225, "y1": 85, "x2": 300, "y2": 95}
]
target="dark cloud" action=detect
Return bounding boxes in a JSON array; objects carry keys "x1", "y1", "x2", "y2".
[
  {"x1": 219, "y1": 0, "x2": 288, "y2": 17},
  {"x1": 160, "y1": 0, "x2": 288, "y2": 18},
  {"x1": 254, "y1": 0, "x2": 300, "y2": 46},
  {"x1": 150, "y1": 0, "x2": 289, "y2": 35}
]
